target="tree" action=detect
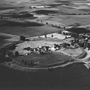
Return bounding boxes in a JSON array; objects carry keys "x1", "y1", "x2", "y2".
[
  {"x1": 20, "y1": 36, "x2": 26, "y2": 41},
  {"x1": 15, "y1": 51, "x2": 19, "y2": 56},
  {"x1": 9, "y1": 44, "x2": 16, "y2": 50}
]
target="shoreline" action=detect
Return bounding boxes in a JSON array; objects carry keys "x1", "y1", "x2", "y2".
[{"x1": 1, "y1": 59, "x2": 80, "y2": 72}]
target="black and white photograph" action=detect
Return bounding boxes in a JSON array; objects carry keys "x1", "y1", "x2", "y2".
[{"x1": 0, "y1": 0, "x2": 90, "y2": 90}]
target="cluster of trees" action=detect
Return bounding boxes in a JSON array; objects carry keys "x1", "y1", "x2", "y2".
[
  {"x1": 63, "y1": 13, "x2": 90, "y2": 15},
  {"x1": 21, "y1": 59, "x2": 37, "y2": 67}
]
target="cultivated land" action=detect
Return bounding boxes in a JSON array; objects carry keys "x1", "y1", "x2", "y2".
[{"x1": 1, "y1": 0, "x2": 90, "y2": 71}]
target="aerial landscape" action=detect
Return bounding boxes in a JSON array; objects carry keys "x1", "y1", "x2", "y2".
[{"x1": 1, "y1": 0, "x2": 90, "y2": 90}]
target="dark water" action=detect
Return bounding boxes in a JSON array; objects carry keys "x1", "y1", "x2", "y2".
[{"x1": 0, "y1": 63, "x2": 90, "y2": 90}]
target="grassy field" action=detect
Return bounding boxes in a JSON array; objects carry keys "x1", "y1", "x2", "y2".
[
  {"x1": 61, "y1": 16, "x2": 90, "y2": 26},
  {"x1": 0, "y1": 20, "x2": 60, "y2": 37},
  {"x1": 14, "y1": 51, "x2": 72, "y2": 67}
]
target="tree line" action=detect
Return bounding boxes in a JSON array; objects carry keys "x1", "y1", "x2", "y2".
[{"x1": 62, "y1": 13, "x2": 90, "y2": 15}]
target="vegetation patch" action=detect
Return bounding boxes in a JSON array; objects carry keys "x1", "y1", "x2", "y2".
[
  {"x1": 67, "y1": 28, "x2": 90, "y2": 34},
  {"x1": 33, "y1": 10, "x2": 58, "y2": 15}
]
